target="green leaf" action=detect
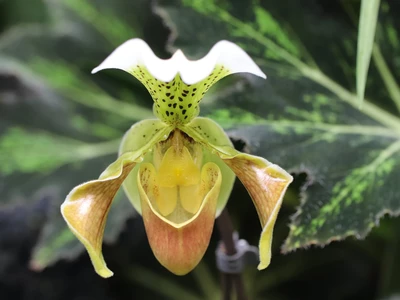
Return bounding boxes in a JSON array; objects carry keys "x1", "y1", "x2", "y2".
[
  {"x1": 0, "y1": 0, "x2": 155, "y2": 270},
  {"x1": 44, "y1": 0, "x2": 140, "y2": 48},
  {"x1": 253, "y1": 5, "x2": 301, "y2": 59},
  {"x1": 156, "y1": 0, "x2": 400, "y2": 251},
  {"x1": 28, "y1": 58, "x2": 153, "y2": 121},
  {"x1": 0, "y1": 127, "x2": 112, "y2": 175},
  {"x1": 0, "y1": 125, "x2": 125, "y2": 175},
  {"x1": 356, "y1": 0, "x2": 381, "y2": 106}
]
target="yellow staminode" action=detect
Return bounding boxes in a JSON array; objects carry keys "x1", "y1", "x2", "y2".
[{"x1": 150, "y1": 130, "x2": 206, "y2": 219}]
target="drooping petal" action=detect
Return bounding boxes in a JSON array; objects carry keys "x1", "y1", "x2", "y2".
[
  {"x1": 138, "y1": 161, "x2": 222, "y2": 275},
  {"x1": 92, "y1": 38, "x2": 265, "y2": 125},
  {"x1": 182, "y1": 117, "x2": 293, "y2": 269},
  {"x1": 60, "y1": 153, "x2": 137, "y2": 278},
  {"x1": 61, "y1": 120, "x2": 173, "y2": 278},
  {"x1": 223, "y1": 154, "x2": 292, "y2": 270}
]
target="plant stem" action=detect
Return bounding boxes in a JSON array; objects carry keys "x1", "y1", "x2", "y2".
[
  {"x1": 216, "y1": 209, "x2": 248, "y2": 300},
  {"x1": 220, "y1": 273, "x2": 233, "y2": 300}
]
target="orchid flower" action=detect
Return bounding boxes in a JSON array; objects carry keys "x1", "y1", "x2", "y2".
[{"x1": 61, "y1": 39, "x2": 293, "y2": 278}]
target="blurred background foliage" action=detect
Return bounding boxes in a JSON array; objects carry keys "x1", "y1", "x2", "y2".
[{"x1": 0, "y1": 0, "x2": 400, "y2": 299}]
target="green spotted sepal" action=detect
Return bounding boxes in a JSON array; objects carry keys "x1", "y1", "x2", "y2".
[{"x1": 92, "y1": 39, "x2": 266, "y2": 125}]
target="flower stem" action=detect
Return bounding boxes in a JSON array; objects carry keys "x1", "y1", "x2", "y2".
[{"x1": 216, "y1": 209, "x2": 248, "y2": 300}]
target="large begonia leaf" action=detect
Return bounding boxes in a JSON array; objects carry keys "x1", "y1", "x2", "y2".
[
  {"x1": 155, "y1": 0, "x2": 400, "y2": 251},
  {"x1": 0, "y1": 0, "x2": 154, "y2": 269}
]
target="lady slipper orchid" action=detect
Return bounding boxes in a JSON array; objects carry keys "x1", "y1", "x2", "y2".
[{"x1": 61, "y1": 39, "x2": 293, "y2": 278}]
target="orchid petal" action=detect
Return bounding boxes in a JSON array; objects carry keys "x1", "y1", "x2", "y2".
[
  {"x1": 138, "y1": 161, "x2": 222, "y2": 275},
  {"x1": 60, "y1": 152, "x2": 138, "y2": 278},
  {"x1": 182, "y1": 117, "x2": 293, "y2": 269},
  {"x1": 61, "y1": 120, "x2": 172, "y2": 278},
  {"x1": 223, "y1": 154, "x2": 292, "y2": 270},
  {"x1": 92, "y1": 39, "x2": 265, "y2": 125}
]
